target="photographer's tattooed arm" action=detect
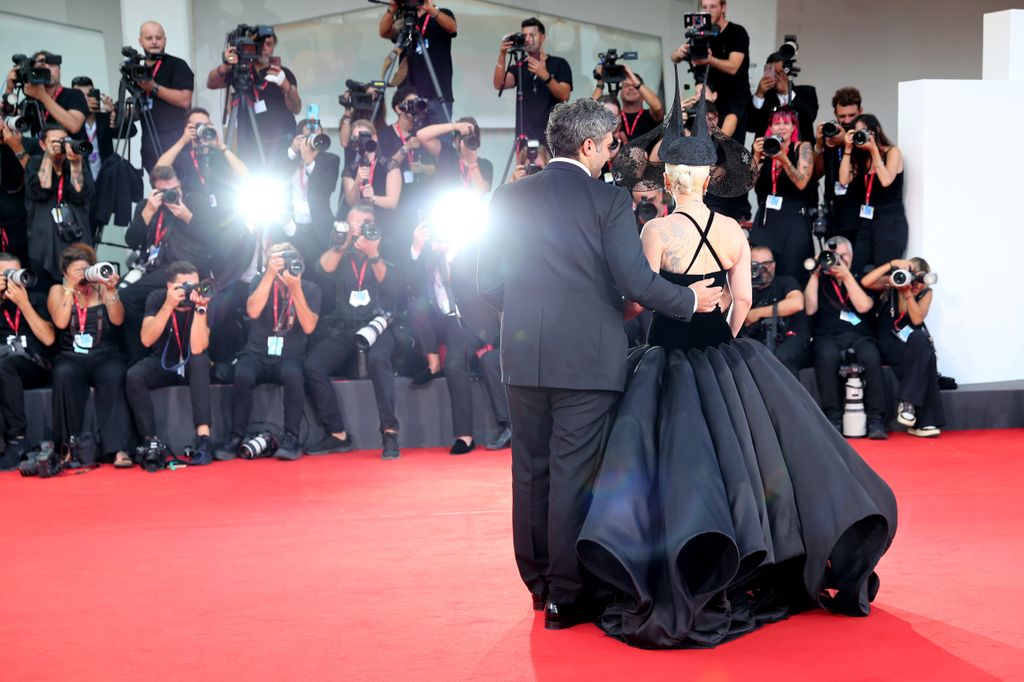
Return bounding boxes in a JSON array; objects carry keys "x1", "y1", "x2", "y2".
[
  {"x1": 69, "y1": 158, "x2": 85, "y2": 192},
  {"x1": 778, "y1": 142, "x2": 813, "y2": 190},
  {"x1": 37, "y1": 155, "x2": 53, "y2": 189}
]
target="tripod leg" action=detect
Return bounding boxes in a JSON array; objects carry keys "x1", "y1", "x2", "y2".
[
  {"x1": 244, "y1": 103, "x2": 266, "y2": 165},
  {"x1": 415, "y1": 32, "x2": 452, "y2": 124}
]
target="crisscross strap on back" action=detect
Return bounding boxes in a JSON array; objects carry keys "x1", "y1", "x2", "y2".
[{"x1": 673, "y1": 210, "x2": 725, "y2": 275}]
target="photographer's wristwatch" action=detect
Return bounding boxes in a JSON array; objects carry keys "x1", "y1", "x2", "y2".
[
  {"x1": 542, "y1": 74, "x2": 554, "y2": 84},
  {"x1": 369, "y1": 255, "x2": 382, "y2": 264}
]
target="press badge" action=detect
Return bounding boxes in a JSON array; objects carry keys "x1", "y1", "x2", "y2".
[
  {"x1": 859, "y1": 204, "x2": 875, "y2": 220},
  {"x1": 839, "y1": 310, "x2": 862, "y2": 326},
  {"x1": 894, "y1": 326, "x2": 913, "y2": 343},
  {"x1": 267, "y1": 335, "x2": 284, "y2": 356},
  {"x1": 6, "y1": 335, "x2": 27, "y2": 351},
  {"x1": 403, "y1": 170, "x2": 414, "y2": 184},
  {"x1": 766, "y1": 195, "x2": 783, "y2": 211},
  {"x1": 349, "y1": 289, "x2": 371, "y2": 308},
  {"x1": 208, "y1": 194, "x2": 218, "y2": 208},
  {"x1": 73, "y1": 333, "x2": 94, "y2": 354},
  {"x1": 834, "y1": 181, "x2": 848, "y2": 196},
  {"x1": 176, "y1": 363, "x2": 186, "y2": 378},
  {"x1": 254, "y1": 99, "x2": 268, "y2": 115},
  {"x1": 602, "y1": 172, "x2": 614, "y2": 184},
  {"x1": 147, "y1": 246, "x2": 161, "y2": 264},
  {"x1": 51, "y1": 205, "x2": 64, "y2": 224}
]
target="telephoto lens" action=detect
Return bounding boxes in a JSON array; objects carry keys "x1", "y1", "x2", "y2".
[
  {"x1": 195, "y1": 123, "x2": 218, "y2": 142},
  {"x1": 356, "y1": 312, "x2": 392, "y2": 350},
  {"x1": 161, "y1": 188, "x2": 180, "y2": 204},
  {"x1": 3, "y1": 115, "x2": 29, "y2": 132},
  {"x1": 63, "y1": 137, "x2": 93, "y2": 155},
  {"x1": 822, "y1": 121, "x2": 842, "y2": 139},
  {"x1": 240, "y1": 432, "x2": 277, "y2": 459},
  {"x1": 889, "y1": 269, "x2": 913, "y2": 287},
  {"x1": 635, "y1": 201, "x2": 659, "y2": 224},
  {"x1": 2, "y1": 268, "x2": 36, "y2": 288},
  {"x1": 853, "y1": 129, "x2": 870, "y2": 146},
  {"x1": 84, "y1": 262, "x2": 116, "y2": 282},
  {"x1": 762, "y1": 135, "x2": 784, "y2": 157}
]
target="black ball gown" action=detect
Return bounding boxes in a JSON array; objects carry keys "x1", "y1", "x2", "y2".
[{"x1": 577, "y1": 211, "x2": 898, "y2": 648}]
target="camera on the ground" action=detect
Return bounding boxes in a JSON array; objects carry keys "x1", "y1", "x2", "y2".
[
  {"x1": 119, "y1": 47, "x2": 153, "y2": 82},
  {"x1": 84, "y1": 262, "x2": 116, "y2": 283},
  {"x1": 241, "y1": 432, "x2": 276, "y2": 459},
  {"x1": 19, "y1": 442, "x2": 63, "y2": 478},
  {"x1": 11, "y1": 54, "x2": 54, "y2": 86},
  {"x1": 356, "y1": 310, "x2": 393, "y2": 350},
  {"x1": 594, "y1": 49, "x2": 637, "y2": 86},
  {"x1": 2, "y1": 268, "x2": 36, "y2": 288}
]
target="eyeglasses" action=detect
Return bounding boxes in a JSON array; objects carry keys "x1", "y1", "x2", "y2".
[{"x1": 608, "y1": 138, "x2": 621, "y2": 152}]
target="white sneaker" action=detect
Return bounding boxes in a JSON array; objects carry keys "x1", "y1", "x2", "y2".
[
  {"x1": 908, "y1": 425, "x2": 941, "y2": 438},
  {"x1": 897, "y1": 402, "x2": 917, "y2": 427}
]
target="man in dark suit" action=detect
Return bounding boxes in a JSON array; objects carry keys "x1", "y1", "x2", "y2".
[
  {"x1": 477, "y1": 99, "x2": 723, "y2": 630},
  {"x1": 283, "y1": 119, "x2": 340, "y2": 264},
  {"x1": 747, "y1": 52, "x2": 819, "y2": 145}
]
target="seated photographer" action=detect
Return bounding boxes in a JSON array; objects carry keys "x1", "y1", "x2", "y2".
[
  {"x1": 303, "y1": 205, "x2": 401, "y2": 460},
  {"x1": 739, "y1": 244, "x2": 809, "y2": 376},
  {"x1": 493, "y1": 17, "x2": 572, "y2": 144},
  {"x1": 407, "y1": 221, "x2": 476, "y2": 455},
  {"x1": 508, "y1": 139, "x2": 549, "y2": 183},
  {"x1": 126, "y1": 261, "x2": 214, "y2": 467},
  {"x1": 133, "y1": 22, "x2": 195, "y2": 175},
  {"x1": 747, "y1": 107, "x2": 813, "y2": 285},
  {"x1": 861, "y1": 257, "x2": 944, "y2": 438},
  {"x1": 282, "y1": 119, "x2": 340, "y2": 269},
  {"x1": 341, "y1": 120, "x2": 402, "y2": 250},
  {"x1": 813, "y1": 86, "x2": 864, "y2": 243},
  {"x1": 839, "y1": 114, "x2": 907, "y2": 275},
  {"x1": 0, "y1": 253, "x2": 55, "y2": 469},
  {"x1": 215, "y1": 243, "x2": 320, "y2": 462},
  {"x1": 25, "y1": 125, "x2": 95, "y2": 288},
  {"x1": 379, "y1": 0, "x2": 458, "y2": 125},
  {"x1": 748, "y1": 52, "x2": 818, "y2": 145},
  {"x1": 121, "y1": 165, "x2": 211, "y2": 360},
  {"x1": 803, "y1": 236, "x2": 887, "y2": 439},
  {"x1": 45, "y1": 243, "x2": 132, "y2": 466},
  {"x1": 207, "y1": 28, "x2": 302, "y2": 168},
  {"x1": 0, "y1": 120, "x2": 30, "y2": 264},
  {"x1": 591, "y1": 65, "x2": 663, "y2": 142},
  {"x1": 4, "y1": 51, "x2": 88, "y2": 140},
  {"x1": 416, "y1": 118, "x2": 493, "y2": 194}
]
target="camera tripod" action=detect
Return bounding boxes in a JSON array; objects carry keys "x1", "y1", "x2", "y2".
[
  {"x1": 497, "y1": 48, "x2": 529, "y2": 185},
  {"x1": 114, "y1": 76, "x2": 163, "y2": 166},
  {"x1": 221, "y1": 62, "x2": 268, "y2": 165}
]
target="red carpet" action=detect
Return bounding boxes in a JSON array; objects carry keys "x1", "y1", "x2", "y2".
[{"x1": 2, "y1": 430, "x2": 1023, "y2": 681}]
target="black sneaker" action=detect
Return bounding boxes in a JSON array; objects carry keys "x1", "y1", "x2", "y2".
[
  {"x1": 382, "y1": 431, "x2": 400, "y2": 460},
  {"x1": 867, "y1": 418, "x2": 889, "y2": 440},
  {"x1": 450, "y1": 438, "x2": 476, "y2": 456},
  {"x1": 0, "y1": 438, "x2": 28, "y2": 471},
  {"x1": 190, "y1": 436, "x2": 214, "y2": 465},
  {"x1": 274, "y1": 432, "x2": 303, "y2": 461},
  {"x1": 215, "y1": 435, "x2": 242, "y2": 461},
  {"x1": 307, "y1": 433, "x2": 355, "y2": 455},
  {"x1": 485, "y1": 426, "x2": 512, "y2": 451}
]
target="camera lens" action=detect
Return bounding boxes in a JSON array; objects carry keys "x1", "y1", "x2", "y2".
[
  {"x1": 162, "y1": 188, "x2": 179, "y2": 204},
  {"x1": 853, "y1": 130, "x2": 870, "y2": 146},
  {"x1": 762, "y1": 135, "x2": 783, "y2": 157},
  {"x1": 823, "y1": 121, "x2": 841, "y2": 138}
]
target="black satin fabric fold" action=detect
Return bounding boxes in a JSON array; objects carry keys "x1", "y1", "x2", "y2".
[{"x1": 578, "y1": 339, "x2": 898, "y2": 649}]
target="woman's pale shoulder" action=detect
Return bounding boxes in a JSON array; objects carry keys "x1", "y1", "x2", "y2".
[{"x1": 711, "y1": 211, "x2": 743, "y2": 235}]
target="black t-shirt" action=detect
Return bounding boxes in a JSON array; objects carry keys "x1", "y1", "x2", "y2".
[
  {"x1": 403, "y1": 9, "x2": 457, "y2": 102},
  {"x1": 513, "y1": 55, "x2": 573, "y2": 143},
  {"x1": 148, "y1": 54, "x2": 195, "y2": 138},
  {"x1": 244, "y1": 277, "x2": 321, "y2": 359},
  {"x1": 435, "y1": 145, "x2": 493, "y2": 191},
  {"x1": 748, "y1": 274, "x2": 810, "y2": 337},
  {"x1": 324, "y1": 250, "x2": 396, "y2": 323},
  {"x1": 143, "y1": 287, "x2": 197, "y2": 362},
  {"x1": 706, "y1": 22, "x2": 751, "y2": 112},
  {"x1": 237, "y1": 67, "x2": 299, "y2": 164},
  {"x1": 0, "y1": 146, "x2": 27, "y2": 227},
  {"x1": 1, "y1": 294, "x2": 50, "y2": 358},
  {"x1": 812, "y1": 274, "x2": 874, "y2": 337},
  {"x1": 176, "y1": 146, "x2": 239, "y2": 217},
  {"x1": 822, "y1": 147, "x2": 860, "y2": 237},
  {"x1": 377, "y1": 124, "x2": 414, "y2": 176},
  {"x1": 21, "y1": 87, "x2": 90, "y2": 141},
  {"x1": 620, "y1": 109, "x2": 658, "y2": 141}
]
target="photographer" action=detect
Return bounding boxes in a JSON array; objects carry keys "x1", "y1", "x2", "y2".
[
  {"x1": 208, "y1": 28, "x2": 302, "y2": 167},
  {"x1": 591, "y1": 65, "x2": 664, "y2": 141},
  {"x1": 121, "y1": 165, "x2": 211, "y2": 360},
  {"x1": 508, "y1": 139, "x2": 549, "y2": 183},
  {"x1": 379, "y1": 0, "x2": 458, "y2": 124},
  {"x1": 303, "y1": 204, "x2": 401, "y2": 459},
  {"x1": 126, "y1": 261, "x2": 214, "y2": 466},
  {"x1": 747, "y1": 107, "x2": 813, "y2": 285},
  {"x1": 45, "y1": 243, "x2": 132, "y2": 466},
  {"x1": 341, "y1": 120, "x2": 402, "y2": 247},
  {"x1": 0, "y1": 253, "x2": 55, "y2": 468},
  {"x1": 839, "y1": 114, "x2": 907, "y2": 275},
  {"x1": 803, "y1": 236, "x2": 887, "y2": 439},
  {"x1": 748, "y1": 52, "x2": 818, "y2": 145},
  {"x1": 215, "y1": 243, "x2": 321, "y2": 462},
  {"x1": 70, "y1": 77, "x2": 136, "y2": 184},
  {"x1": 25, "y1": 125, "x2": 95, "y2": 287},
  {"x1": 155, "y1": 108, "x2": 248, "y2": 207},
  {"x1": 338, "y1": 81, "x2": 386, "y2": 166},
  {"x1": 378, "y1": 85, "x2": 432, "y2": 182},
  {"x1": 133, "y1": 22, "x2": 195, "y2": 174},
  {"x1": 813, "y1": 87, "x2": 863, "y2": 242},
  {"x1": 493, "y1": 17, "x2": 573, "y2": 144},
  {"x1": 0, "y1": 120, "x2": 29, "y2": 264},
  {"x1": 739, "y1": 244, "x2": 809, "y2": 376},
  {"x1": 4, "y1": 51, "x2": 88, "y2": 140},
  {"x1": 283, "y1": 119, "x2": 340, "y2": 268},
  {"x1": 861, "y1": 257, "x2": 944, "y2": 437},
  {"x1": 671, "y1": 0, "x2": 750, "y2": 142},
  {"x1": 415, "y1": 117, "x2": 493, "y2": 194}
]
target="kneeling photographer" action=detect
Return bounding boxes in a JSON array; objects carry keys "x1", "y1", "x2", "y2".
[
  {"x1": 861, "y1": 257, "x2": 944, "y2": 437},
  {"x1": 803, "y1": 236, "x2": 887, "y2": 439},
  {"x1": 126, "y1": 262, "x2": 214, "y2": 469},
  {"x1": 303, "y1": 204, "x2": 401, "y2": 460},
  {"x1": 0, "y1": 254, "x2": 55, "y2": 469},
  {"x1": 740, "y1": 244, "x2": 809, "y2": 377}
]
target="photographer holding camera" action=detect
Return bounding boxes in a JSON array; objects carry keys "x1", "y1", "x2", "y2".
[
  {"x1": 861, "y1": 257, "x2": 944, "y2": 437},
  {"x1": 839, "y1": 114, "x2": 907, "y2": 275},
  {"x1": 739, "y1": 244, "x2": 809, "y2": 376},
  {"x1": 377, "y1": 85, "x2": 433, "y2": 182},
  {"x1": 749, "y1": 51, "x2": 818, "y2": 145},
  {"x1": 45, "y1": 243, "x2": 132, "y2": 466},
  {"x1": 339, "y1": 80, "x2": 386, "y2": 166},
  {"x1": 283, "y1": 119, "x2": 340, "y2": 268},
  {"x1": 25, "y1": 124, "x2": 95, "y2": 287},
  {"x1": 0, "y1": 253, "x2": 55, "y2": 469},
  {"x1": 4, "y1": 51, "x2": 88, "y2": 140},
  {"x1": 591, "y1": 65, "x2": 664, "y2": 142},
  {"x1": 416, "y1": 117, "x2": 492, "y2": 194},
  {"x1": 303, "y1": 204, "x2": 401, "y2": 459},
  {"x1": 0, "y1": 120, "x2": 30, "y2": 265},
  {"x1": 216, "y1": 242, "x2": 321, "y2": 462},
  {"x1": 132, "y1": 22, "x2": 195, "y2": 174},
  {"x1": 207, "y1": 27, "x2": 302, "y2": 167},
  {"x1": 803, "y1": 236, "x2": 887, "y2": 439},
  {"x1": 747, "y1": 107, "x2": 813, "y2": 285},
  {"x1": 380, "y1": 0, "x2": 458, "y2": 125},
  {"x1": 493, "y1": 17, "x2": 573, "y2": 144},
  {"x1": 813, "y1": 87, "x2": 863, "y2": 243},
  {"x1": 509, "y1": 139, "x2": 550, "y2": 183},
  {"x1": 341, "y1": 120, "x2": 402, "y2": 244},
  {"x1": 126, "y1": 261, "x2": 214, "y2": 467},
  {"x1": 156, "y1": 108, "x2": 248, "y2": 207}
]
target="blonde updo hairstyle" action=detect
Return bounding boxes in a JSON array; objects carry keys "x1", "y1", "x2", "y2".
[{"x1": 664, "y1": 163, "x2": 711, "y2": 196}]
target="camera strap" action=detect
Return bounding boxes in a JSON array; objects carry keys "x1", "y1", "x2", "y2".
[
  {"x1": 55, "y1": 175, "x2": 65, "y2": 206},
  {"x1": 366, "y1": 159, "x2": 378, "y2": 187},
  {"x1": 163, "y1": 309, "x2": 192, "y2": 373},
  {"x1": 419, "y1": 13, "x2": 432, "y2": 35},
  {"x1": 770, "y1": 158, "x2": 782, "y2": 195},
  {"x1": 830, "y1": 279, "x2": 849, "y2": 309},
  {"x1": 189, "y1": 148, "x2": 206, "y2": 186},
  {"x1": 863, "y1": 170, "x2": 876, "y2": 207},
  {"x1": 272, "y1": 281, "x2": 295, "y2": 333},
  {"x1": 151, "y1": 58, "x2": 164, "y2": 79},
  {"x1": 3, "y1": 306, "x2": 21, "y2": 336},
  {"x1": 0, "y1": 226, "x2": 8, "y2": 252},
  {"x1": 351, "y1": 256, "x2": 369, "y2": 290},
  {"x1": 394, "y1": 124, "x2": 414, "y2": 167}
]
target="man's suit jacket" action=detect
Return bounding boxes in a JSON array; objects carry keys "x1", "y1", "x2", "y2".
[
  {"x1": 477, "y1": 160, "x2": 697, "y2": 392},
  {"x1": 283, "y1": 150, "x2": 340, "y2": 232},
  {"x1": 747, "y1": 85, "x2": 819, "y2": 145}
]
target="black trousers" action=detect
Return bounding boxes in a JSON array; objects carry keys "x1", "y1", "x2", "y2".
[
  {"x1": 506, "y1": 384, "x2": 619, "y2": 603},
  {"x1": 477, "y1": 347, "x2": 510, "y2": 428},
  {"x1": 410, "y1": 306, "x2": 473, "y2": 437},
  {"x1": 51, "y1": 350, "x2": 131, "y2": 454},
  {"x1": 750, "y1": 203, "x2": 813, "y2": 287},
  {"x1": 812, "y1": 332, "x2": 886, "y2": 421},
  {"x1": 877, "y1": 329, "x2": 946, "y2": 427},
  {"x1": 773, "y1": 333, "x2": 811, "y2": 378},
  {"x1": 208, "y1": 279, "x2": 251, "y2": 364},
  {"x1": 126, "y1": 354, "x2": 213, "y2": 438},
  {"x1": 120, "y1": 269, "x2": 167, "y2": 362},
  {"x1": 230, "y1": 352, "x2": 304, "y2": 438},
  {"x1": 0, "y1": 354, "x2": 51, "y2": 439},
  {"x1": 852, "y1": 204, "x2": 908, "y2": 275},
  {"x1": 303, "y1": 323, "x2": 399, "y2": 434}
]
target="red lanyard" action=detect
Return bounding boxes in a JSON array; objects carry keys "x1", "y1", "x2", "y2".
[
  {"x1": 56, "y1": 175, "x2": 65, "y2": 205},
  {"x1": 271, "y1": 281, "x2": 294, "y2": 333},
  {"x1": 252, "y1": 66, "x2": 271, "y2": 102},
  {"x1": 458, "y1": 160, "x2": 472, "y2": 188},
  {"x1": 43, "y1": 86, "x2": 63, "y2": 123},
  {"x1": 394, "y1": 124, "x2": 414, "y2": 166},
  {"x1": 190, "y1": 148, "x2": 206, "y2": 186},
  {"x1": 830, "y1": 279, "x2": 849, "y2": 309},
  {"x1": 151, "y1": 58, "x2": 164, "y2": 79},
  {"x1": 621, "y1": 111, "x2": 643, "y2": 138},
  {"x1": 170, "y1": 309, "x2": 189, "y2": 358},
  {"x1": 419, "y1": 12, "x2": 432, "y2": 34},
  {"x1": 74, "y1": 298, "x2": 88, "y2": 333},
  {"x1": 365, "y1": 159, "x2": 378, "y2": 187},
  {"x1": 770, "y1": 158, "x2": 782, "y2": 196},
  {"x1": 154, "y1": 210, "x2": 168, "y2": 246},
  {"x1": 0, "y1": 226, "x2": 7, "y2": 252},
  {"x1": 3, "y1": 306, "x2": 21, "y2": 335},
  {"x1": 864, "y1": 170, "x2": 877, "y2": 207},
  {"x1": 351, "y1": 256, "x2": 368, "y2": 290}
]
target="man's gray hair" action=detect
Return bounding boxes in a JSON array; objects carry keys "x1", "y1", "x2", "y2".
[
  {"x1": 545, "y1": 99, "x2": 619, "y2": 159},
  {"x1": 828, "y1": 235, "x2": 853, "y2": 251}
]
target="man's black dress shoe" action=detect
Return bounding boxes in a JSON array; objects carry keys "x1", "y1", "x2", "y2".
[
  {"x1": 544, "y1": 600, "x2": 602, "y2": 630},
  {"x1": 449, "y1": 439, "x2": 476, "y2": 455},
  {"x1": 411, "y1": 368, "x2": 442, "y2": 388},
  {"x1": 485, "y1": 426, "x2": 512, "y2": 451},
  {"x1": 532, "y1": 592, "x2": 548, "y2": 611}
]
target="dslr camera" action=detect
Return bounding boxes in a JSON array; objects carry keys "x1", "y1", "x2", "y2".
[
  {"x1": 800, "y1": 203, "x2": 830, "y2": 238},
  {"x1": 683, "y1": 13, "x2": 719, "y2": 64},
  {"x1": 776, "y1": 35, "x2": 800, "y2": 77},
  {"x1": 356, "y1": 310, "x2": 393, "y2": 350},
  {"x1": 751, "y1": 260, "x2": 770, "y2": 287},
  {"x1": 524, "y1": 139, "x2": 542, "y2": 176},
  {"x1": 354, "y1": 130, "x2": 378, "y2": 165},
  {"x1": 853, "y1": 129, "x2": 872, "y2": 147},
  {"x1": 194, "y1": 123, "x2": 218, "y2": 144},
  {"x1": 340, "y1": 79, "x2": 385, "y2": 115},
  {"x1": 119, "y1": 46, "x2": 153, "y2": 83},
  {"x1": 85, "y1": 262, "x2": 116, "y2": 283},
  {"x1": 2, "y1": 268, "x2": 36, "y2": 288},
  {"x1": 397, "y1": 96, "x2": 429, "y2": 118},
  {"x1": 804, "y1": 239, "x2": 842, "y2": 274},
  {"x1": 822, "y1": 121, "x2": 844, "y2": 139},
  {"x1": 890, "y1": 269, "x2": 938, "y2": 288},
  {"x1": 762, "y1": 135, "x2": 785, "y2": 157},
  {"x1": 277, "y1": 250, "x2": 304, "y2": 276},
  {"x1": 19, "y1": 442, "x2": 64, "y2": 478},
  {"x1": 11, "y1": 53, "x2": 56, "y2": 86},
  {"x1": 594, "y1": 49, "x2": 637, "y2": 88},
  {"x1": 179, "y1": 281, "x2": 213, "y2": 298},
  {"x1": 62, "y1": 137, "x2": 93, "y2": 156},
  {"x1": 505, "y1": 32, "x2": 528, "y2": 53}
]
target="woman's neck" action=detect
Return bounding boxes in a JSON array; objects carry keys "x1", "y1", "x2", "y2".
[{"x1": 672, "y1": 193, "x2": 705, "y2": 210}]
